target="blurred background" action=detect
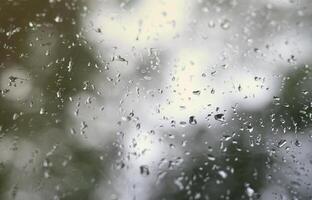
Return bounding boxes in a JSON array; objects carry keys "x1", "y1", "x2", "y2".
[{"x1": 1, "y1": 0, "x2": 312, "y2": 199}]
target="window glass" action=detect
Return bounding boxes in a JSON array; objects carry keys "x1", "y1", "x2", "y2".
[{"x1": 0, "y1": 0, "x2": 312, "y2": 199}]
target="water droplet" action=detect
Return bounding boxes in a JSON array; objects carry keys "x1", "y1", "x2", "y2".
[
  {"x1": 192, "y1": 90, "x2": 201, "y2": 95},
  {"x1": 44, "y1": 171, "x2": 50, "y2": 178},
  {"x1": 40, "y1": 108, "x2": 46, "y2": 115},
  {"x1": 56, "y1": 90, "x2": 61, "y2": 98},
  {"x1": 67, "y1": 60, "x2": 73, "y2": 72},
  {"x1": 174, "y1": 177, "x2": 184, "y2": 190},
  {"x1": 287, "y1": 54, "x2": 296, "y2": 64},
  {"x1": 214, "y1": 114, "x2": 225, "y2": 122},
  {"x1": 208, "y1": 20, "x2": 215, "y2": 28},
  {"x1": 246, "y1": 186, "x2": 254, "y2": 197},
  {"x1": 218, "y1": 170, "x2": 228, "y2": 179},
  {"x1": 70, "y1": 128, "x2": 76, "y2": 135},
  {"x1": 194, "y1": 193, "x2": 201, "y2": 199},
  {"x1": 273, "y1": 96, "x2": 280, "y2": 105},
  {"x1": 247, "y1": 125, "x2": 254, "y2": 133},
  {"x1": 278, "y1": 139, "x2": 287, "y2": 148},
  {"x1": 294, "y1": 140, "x2": 301, "y2": 147},
  {"x1": 156, "y1": 171, "x2": 167, "y2": 184},
  {"x1": 136, "y1": 123, "x2": 141, "y2": 129},
  {"x1": 220, "y1": 19, "x2": 230, "y2": 30},
  {"x1": 12, "y1": 113, "x2": 19, "y2": 120},
  {"x1": 207, "y1": 154, "x2": 216, "y2": 161},
  {"x1": 140, "y1": 165, "x2": 150, "y2": 176},
  {"x1": 189, "y1": 116, "x2": 197, "y2": 125},
  {"x1": 115, "y1": 161, "x2": 125, "y2": 170},
  {"x1": 222, "y1": 135, "x2": 231, "y2": 141},
  {"x1": 144, "y1": 76, "x2": 152, "y2": 81},
  {"x1": 238, "y1": 84, "x2": 242, "y2": 92},
  {"x1": 54, "y1": 16, "x2": 63, "y2": 23}
]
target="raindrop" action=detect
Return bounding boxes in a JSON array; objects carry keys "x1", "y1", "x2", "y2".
[
  {"x1": 192, "y1": 90, "x2": 201, "y2": 95},
  {"x1": 40, "y1": 108, "x2": 46, "y2": 115},
  {"x1": 140, "y1": 165, "x2": 150, "y2": 176},
  {"x1": 156, "y1": 171, "x2": 167, "y2": 184},
  {"x1": 214, "y1": 114, "x2": 225, "y2": 122},
  {"x1": 54, "y1": 16, "x2": 63, "y2": 23},
  {"x1": 220, "y1": 19, "x2": 230, "y2": 30},
  {"x1": 44, "y1": 171, "x2": 50, "y2": 178},
  {"x1": 189, "y1": 116, "x2": 197, "y2": 125},
  {"x1": 194, "y1": 193, "x2": 201, "y2": 199},
  {"x1": 67, "y1": 60, "x2": 73, "y2": 72},
  {"x1": 81, "y1": 121, "x2": 88, "y2": 130},
  {"x1": 287, "y1": 54, "x2": 296, "y2": 64},
  {"x1": 115, "y1": 161, "x2": 125, "y2": 170},
  {"x1": 144, "y1": 76, "x2": 152, "y2": 81},
  {"x1": 277, "y1": 139, "x2": 287, "y2": 148},
  {"x1": 273, "y1": 96, "x2": 280, "y2": 105},
  {"x1": 207, "y1": 154, "x2": 216, "y2": 161},
  {"x1": 294, "y1": 140, "x2": 301, "y2": 147},
  {"x1": 246, "y1": 185, "x2": 255, "y2": 197},
  {"x1": 56, "y1": 90, "x2": 61, "y2": 98},
  {"x1": 174, "y1": 177, "x2": 184, "y2": 190},
  {"x1": 208, "y1": 20, "x2": 215, "y2": 28},
  {"x1": 218, "y1": 170, "x2": 228, "y2": 179},
  {"x1": 238, "y1": 84, "x2": 242, "y2": 92},
  {"x1": 136, "y1": 123, "x2": 141, "y2": 129},
  {"x1": 12, "y1": 113, "x2": 19, "y2": 120},
  {"x1": 222, "y1": 135, "x2": 231, "y2": 141},
  {"x1": 70, "y1": 128, "x2": 76, "y2": 135},
  {"x1": 247, "y1": 125, "x2": 254, "y2": 133}
]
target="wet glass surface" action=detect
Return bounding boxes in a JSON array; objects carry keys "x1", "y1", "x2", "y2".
[{"x1": 1, "y1": 0, "x2": 312, "y2": 199}]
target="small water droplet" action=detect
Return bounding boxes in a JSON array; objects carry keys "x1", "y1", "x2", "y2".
[
  {"x1": 67, "y1": 60, "x2": 73, "y2": 72},
  {"x1": 214, "y1": 114, "x2": 225, "y2": 122},
  {"x1": 208, "y1": 20, "x2": 215, "y2": 28},
  {"x1": 56, "y1": 90, "x2": 61, "y2": 98},
  {"x1": 140, "y1": 165, "x2": 150, "y2": 176},
  {"x1": 294, "y1": 140, "x2": 301, "y2": 147},
  {"x1": 40, "y1": 108, "x2": 45, "y2": 115},
  {"x1": 218, "y1": 170, "x2": 228, "y2": 179},
  {"x1": 192, "y1": 90, "x2": 201, "y2": 95},
  {"x1": 207, "y1": 154, "x2": 216, "y2": 161},
  {"x1": 136, "y1": 123, "x2": 141, "y2": 129},
  {"x1": 238, "y1": 84, "x2": 242, "y2": 92},
  {"x1": 54, "y1": 16, "x2": 63, "y2": 23},
  {"x1": 44, "y1": 171, "x2": 50, "y2": 178},
  {"x1": 189, "y1": 116, "x2": 197, "y2": 125},
  {"x1": 12, "y1": 113, "x2": 19, "y2": 120},
  {"x1": 220, "y1": 19, "x2": 230, "y2": 30},
  {"x1": 278, "y1": 139, "x2": 287, "y2": 148},
  {"x1": 246, "y1": 186, "x2": 254, "y2": 197},
  {"x1": 247, "y1": 125, "x2": 254, "y2": 133}
]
